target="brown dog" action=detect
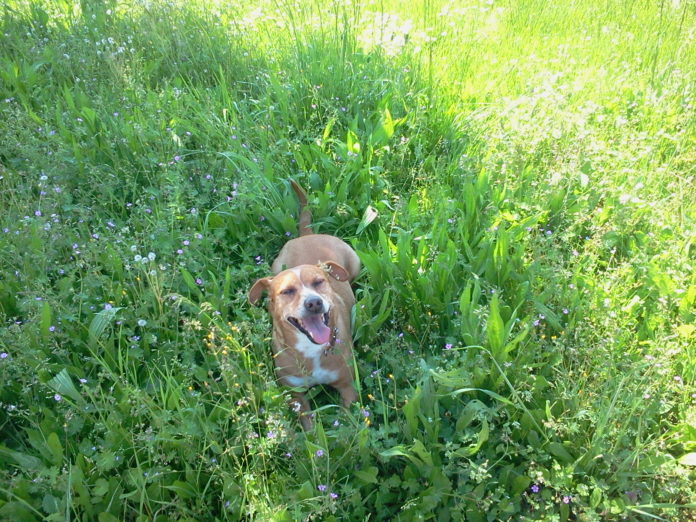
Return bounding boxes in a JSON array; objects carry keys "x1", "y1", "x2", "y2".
[{"x1": 248, "y1": 180, "x2": 359, "y2": 429}]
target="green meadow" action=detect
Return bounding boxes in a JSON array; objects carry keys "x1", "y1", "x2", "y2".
[{"x1": 1, "y1": 0, "x2": 694, "y2": 519}]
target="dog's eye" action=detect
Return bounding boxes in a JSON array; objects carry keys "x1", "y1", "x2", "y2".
[
  {"x1": 312, "y1": 279, "x2": 324, "y2": 288},
  {"x1": 280, "y1": 287, "x2": 296, "y2": 296}
]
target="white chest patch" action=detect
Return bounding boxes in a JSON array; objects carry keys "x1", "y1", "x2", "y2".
[{"x1": 284, "y1": 335, "x2": 338, "y2": 387}]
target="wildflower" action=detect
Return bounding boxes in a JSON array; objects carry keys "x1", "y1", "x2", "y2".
[
  {"x1": 104, "y1": 303, "x2": 113, "y2": 310},
  {"x1": 284, "y1": 452, "x2": 292, "y2": 458},
  {"x1": 444, "y1": 343, "x2": 453, "y2": 350},
  {"x1": 54, "y1": 394, "x2": 62, "y2": 401},
  {"x1": 148, "y1": 252, "x2": 156, "y2": 261},
  {"x1": 195, "y1": 278, "x2": 203, "y2": 285},
  {"x1": 315, "y1": 449, "x2": 324, "y2": 458},
  {"x1": 530, "y1": 484, "x2": 540, "y2": 493},
  {"x1": 361, "y1": 409, "x2": 370, "y2": 418},
  {"x1": 0, "y1": 352, "x2": 8, "y2": 359},
  {"x1": 137, "y1": 319, "x2": 147, "y2": 327},
  {"x1": 330, "y1": 492, "x2": 338, "y2": 500},
  {"x1": 562, "y1": 308, "x2": 569, "y2": 314},
  {"x1": 317, "y1": 484, "x2": 327, "y2": 492},
  {"x1": 79, "y1": 378, "x2": 87, "y2": 384},
  {"x1": 176, "y1": 249, "x2": 184, "y2": 255},
  {"x1": 195, "y1": 233, "x2": 203, "y2": 239},
  {"x1": 266, "y1": 431, "x2": 275, "y2": 439},
  {"x1": 562, "y1": 495, "x2": 571, "y2": 504},
  {"x1": 134, "y1": 254, "x2": 142, "y2": 262},
  {"x1": 49, "y1": 325, "x2": 56, "y2": 332},
  {"x1": 35, "y1": 210, "x2": 42, "y2": 217}
]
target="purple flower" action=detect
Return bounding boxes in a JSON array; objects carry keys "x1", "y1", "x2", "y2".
[
  {"x1": 174, "y1": 155, "x2": 181, "y2": 162},
  {"x1": 183, "y1": 240, "x2": 190, "y2": 246},
  {"x1": 562, "y1": 495, "x2": 571, "y2": 504},
  {"x1": 104, "y1": 303, "x2": 113, "y2": 310},
  {"x1": 315, "y1": 449, "x2": 324, "y2": 458},
  {"x1": 317, "y1": 484, "x2": 327, "y2": 492},
  {"x1": 531, "y1": 484, "x2": 540, "y2": 493},
  {"x1": 35, "y1": 210, "x2": 42, "y2": 217},
  {"x1": 0, "y1": 352, "x2": 8, "y2": 359},
  {"x1": 444, "y1": 343, "x2": 453, "y2": 350},
  {"x1": 49, "y1": 325, "x2": 56, "y2": 332},
  {"x1": 195, "y1": 278, "x2": 203, "y2": 285},
  {"x1": 176, "y1": 249, "x2": 184, "y2": 255},
  {"x1": 54, "y1": 394, "x2": 62, "y2": 401},
  {"x1": 361, "y1": 409, "x2": 370, "y2": 418},
  {"x1": 330, "y1": 492, "x2": 338, "y2": 500}
]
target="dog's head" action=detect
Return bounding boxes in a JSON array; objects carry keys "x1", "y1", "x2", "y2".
[{"x1": 248, "y1": 262, "x2": 349, "y2": 346}]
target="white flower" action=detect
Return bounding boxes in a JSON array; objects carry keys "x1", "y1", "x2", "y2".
[
  {"x1": 137, "y1": 319, "x2": 147, "y2": 327},
  {"x1": 134, "y1": 254, "x2": 142, "y2": 262},
  {"x1": 148, "y1": 252, "x2": 156, "y2": 261}
]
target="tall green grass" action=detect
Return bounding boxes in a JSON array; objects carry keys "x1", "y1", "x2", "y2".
[{"x1": 1, "y1": 0, "x2": 694, "y2": 520}]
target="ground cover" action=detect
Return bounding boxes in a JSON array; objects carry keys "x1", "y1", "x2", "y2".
[{"x1": 0, "y1": 0, "x2": 694, "y2": 519}]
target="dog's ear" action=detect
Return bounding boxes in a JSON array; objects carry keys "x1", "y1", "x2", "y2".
[
  {"x1": 322, "y1": 261, "x2": 350, "y2": 282},
  {"x1": 248, "y1": 277, "x2": 272, "y2": 305}
]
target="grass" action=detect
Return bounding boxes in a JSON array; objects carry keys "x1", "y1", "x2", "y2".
[{"x1": 0, "y1": 0, "x2": 694, "y2": 520}]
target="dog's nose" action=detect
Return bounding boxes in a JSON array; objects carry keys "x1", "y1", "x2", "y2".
[{"x1": 304, "y1": 296, "x2": 323, "y2": 313}]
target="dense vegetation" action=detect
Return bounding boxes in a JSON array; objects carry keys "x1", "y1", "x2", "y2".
[{"x1": 1, "y1": 0, "x2": 694, "y2": 519}]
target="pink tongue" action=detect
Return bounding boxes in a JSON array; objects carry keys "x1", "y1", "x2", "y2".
[{"x1": 304, "y1": 315, "x2": 331, "y2": 344}]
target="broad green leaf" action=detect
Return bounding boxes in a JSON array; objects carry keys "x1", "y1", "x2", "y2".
[
  {"x1": 47, "y1": 368, "x2": 83, "y2": 403},
  {"x1": 354, "y1": 466, "x2": 378, "y2": 484},
  {"x1": 356, "y1": 205, "x2": 378, "y2": 235},
  {"x1": 487, "y1": 294, "x2": 505, "y2": 358},
  {"x1": 89, "y1": 307, "x2": 122, "y2": 344},
  {"x1": 449, "y1": 387, "x2": 514, "y2": 406},
  {"x1": 0, "y1": 445, "x2": 42, "y2": 470},
  {"x1": 46, "y1": 432, "x2": 63, "y2": 465},
  {"x1": 453, "y1": 419, "x2": 489, "y2": 457},
  {"x1": 548, "y1": 442, "x2": 574, "y2": 464},
  {"x1": 40, "y1": 301, "x2": 52, "y2": 338},
  {"x1": 511, "y1": 475, "x2": 531, "y2": 496}
]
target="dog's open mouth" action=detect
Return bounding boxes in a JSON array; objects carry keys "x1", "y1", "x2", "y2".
[{"x1": 288, "y1": 313, "x2": 331, "y2": 345}]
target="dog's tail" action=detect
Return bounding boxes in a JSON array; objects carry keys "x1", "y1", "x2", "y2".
[{"x1": 290, "y1": 179, "x2": 313, "y2": 236}]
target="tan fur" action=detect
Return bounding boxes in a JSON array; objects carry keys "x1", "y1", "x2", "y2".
[{"x1": 249, "y1": 181, "x2": 360, "y2": 430}]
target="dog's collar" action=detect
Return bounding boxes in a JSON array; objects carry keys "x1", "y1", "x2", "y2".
[{"x1": 323, "y1": 327, "x2": 340, "y2": 355}]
